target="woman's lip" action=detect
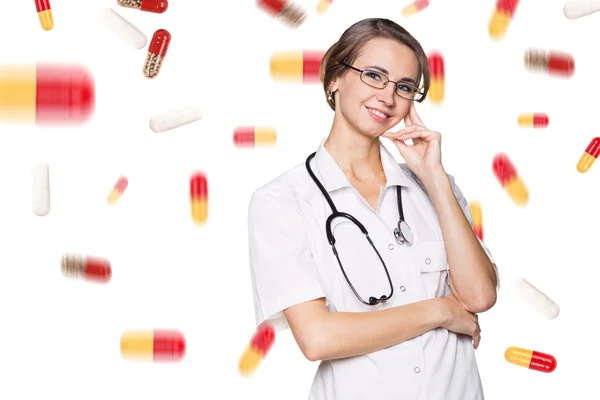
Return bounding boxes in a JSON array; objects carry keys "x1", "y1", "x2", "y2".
[{"x1": 366, "y1": 107, "x2": 390, "y2": 122}]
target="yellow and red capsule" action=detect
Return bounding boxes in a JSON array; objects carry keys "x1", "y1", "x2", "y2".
[
  {"x1": 493, "y1": 153, "x2": 529, "y2": 206},
  {"x1": 402, "y1": 0, "x2": 430, "y2": 16},
  {"x1": 505, "y1": 346, "x2": 557, "y2": 373},
  {"x1": 239, "y1": 322, "x2": 275, "y2": 377},
  {"x1": 427, "y1": 51, "x2": 444, "y2": 104},
  {"x1": 576, "y1": 137, "x2": 600, "y2": 173},
  {"x1": 270, "y1": 51, "x2": 324, "y2": 83},
  {"x1": 35, "y1": 0, "x2": 54, "y2": 31},
  {"x1": 234, "y1": 127, "x2": 277, "y2": 148},
  {"x1": 468, "y1": 201, "x2": 483, "y2": 240},
  {"x1": 108, "y1": 176, "x2": 128, "y2": 205},
  {"x1": 518, "y1": 113, "x2": 548, "y2": 128},
  {"x1": 489, "y1": 0, "x2": 519, "y2": 40},
  {"x1": 121, "y1": 330, "x2": 185, "y2": 362},
  {"x1": 190, "y1": 172, "x2": 208, "y2": 225}
]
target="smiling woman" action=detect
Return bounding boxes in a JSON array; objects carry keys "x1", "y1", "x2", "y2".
[{"x1": 247, "y1": 17, "x2": 499, "y2": 400}]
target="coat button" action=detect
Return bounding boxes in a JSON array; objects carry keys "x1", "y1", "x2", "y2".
[
  {"x1": 414, "y1": 367, "x2": 421, "y2": 373},
  {"x1": 388, "y1": 244, "x2": 394, "y2": 250},
  {"x1": 400, "y1": 286, "x2": 406, "y2": 292},
  {"x1": 425, "y1": 258, "x2": 431, "y2": 264}
]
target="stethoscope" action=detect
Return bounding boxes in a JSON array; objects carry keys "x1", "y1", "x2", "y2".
[{"x1": 306, "y1": 152, "x2": 414, "y2": 306}]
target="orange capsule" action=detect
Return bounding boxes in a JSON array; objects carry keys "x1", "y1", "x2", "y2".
[
  {"x1": 270, "y1": 51, "x2": 324, "y2": 83},
  {"x1": 239, "y1": 322, "x2": 275, "y2": 377},
  {"x1": 492, "y1": 153, "x2": 529, "y2": 206},
  {"x1": 190, "y1": 172, "x2": 208, "y2": 224},
  {"x1": 257, "y1": 0, "x2": 306, "y2": 28},
  {"x1": 402, "y1": 0, "x2": 430, "y2": 16},
  {"x1": 518, "y1": 113, "x2": 549, "y2": 128},
  {"x1": 108, "y1": 176, "x2": 128, "y2": 205},
  {"x1": 233, "y1": 127, "x2": 277, "y2": 148},
  {"x1": 427, "y1": 51, "x2": 444, "y2": 104},
  {"x1": 505, "y1": 346, "x2": 557, "y2": 373},
  {"x1": 576, "y1": 137, "x2": 600, "y2": 173},
  {"x1": 468, "y1": 201, "x2": 483, "y2": 240},
  {"x1": 316, "y1": 0, "x2": 333, "y2": 14}
]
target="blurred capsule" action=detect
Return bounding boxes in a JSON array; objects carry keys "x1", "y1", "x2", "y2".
[
  {"x1": 190, "y1": 172, "x2": 208, "y2": 225},
  {"x1": 576, "y1": 137, "x2": 600, "y2": 173},
  {"x1": 505, "y1": 346, "x2": 557, "y2": 373},
  {"x1": 257, "y1": 0, "x2": 306, "y2": 27},
  {"x1": 468, "y1": 201, "x2": 483, "y2": 240},
  {"x1": 117, "y1": 0, "x2": 168, "y2": 13},
  {"x1": 524, "y1": 49, "x2": 574, "y2": 77},
  {"x1": 35, "y1": 0, "x2": 54, "y2": 31},
  {"x1": 108, "y1": 176, "x2": 128, "y2": 205},
  {"x1": 102, "y1": 8, "x2": 147, "y2": 50},
  {"x1": 61, "y1": 254, "x2": 112, "y2": 283},
  {"x1": 402, "y1": 0, "x2": 430, "y2": 16},
  {"x1": 518, "y1": 113, "x2": 549, "y2": 128},
  {"x1": 121, "y1": 330, "x2": 185, "y2": 361},
  {"x1": 492, "y1": 153, "x2": 529, "y2": 206},
  {"x1": 0, "y1": 64, "x2": 94, "y2": 125},
  {"x1": 149, "y1": 106, "x2": 203, "y2": 133},
  {"x1": 563, "y1": 0, "x2": 600, "y2": 19},
  {"x1": 32, "y1": 163, "x2": 50, "y2": 216},
  {"x1": 143, "y1": 29, "x2": 171, "y2": 79},
  {"x1": 270, "y1": 51, "x2": 324, "y2": 83},
  {"x1": 489, "y1": 0, "x2": 519, "y2": 40},
  {"x1": 234, "y1": 127, "x2": 277, "y2": 148},
  {"x1": 514, "y1": 278, "x2": 559, "y2": 319},
  {"x1": 240, "y1": 322, "x2": 275, "y2": 377},
  {"x1": 428, "y1": 51, "x2": 444, "y2": 104},
  {"x1": 317, "y1": 0, "x2": 333, "y2": 14}
]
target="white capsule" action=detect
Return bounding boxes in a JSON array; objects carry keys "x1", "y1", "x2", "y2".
[
  {"x1": 149, "y1": 106, "x2": 204, "y2": 133},
  {"x1": 101, "y1": 8, "x2": 147, "y2": 50},
  {"x1": 563, "y1": 0, "x2": 600, "y2": 19},
  {"x1": 32, "y1": 163, "x2": 50, "y2": 216},
  {"x1": 514, "y1": 278, "x2": 559, "y2": 319}
]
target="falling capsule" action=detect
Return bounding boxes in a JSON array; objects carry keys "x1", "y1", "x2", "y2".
[
  {"x1": 257, "y1": 0, "x2": 306, "y2": 28},
  {"x1": 190, "y1": 172, "x2": 208, "y2": 225},
  {"x1": 239, "y1": 322, "x2": 275, "y2": 377},
  {"x1": 468, "y1": 201, "x2": 483, "y2": 240},
  {"x1": 143, "y1": 29, "x2": 171, "y2": 79},
  {"x1": 121, "y1": 330, "x2": 185, "y2": 361},
  {"x1": 492, "y1": 153, "x2": 529, "y2": 206},
  {"x1": 270, "y1": 51, "x2": 324, "y2": 83},
  {"x1": 427, "y1": 51, "x2": 444, "y2": 104},
  {"x1": 489, "y1": 0, "x2": 519, "y2": 40},
  {"x1": 402, "y1": 0, "x2": 430, "y2": 16},
  {"x1": 524, "y1": 48, "x2": 574, "y2": 77},
  {"x1": 233, "y1": 127, "x2": 277, "y2": 148},
  {"x1": 61, "y1": 254, "x2": 112, "y2": 283},
  {"x1": 563, "y1": 0, "x2": 600, "y2": 19},
  {"x1": 316, "y1": 0, "x2": 333, "y2": 14},
  {"x1": 108, "y1": 176, "x2": 128, "y2": 205},
  {"x1": 116, "y1": 0, "x2": 168, "y2": 13},
  {"x1": 32, "y1": 163, "x2": 50, "y2": 216},
  {"x1": 518, "y1": 113, "x2": 549, "y2": 128},
  {"x1": 576, "y1": 137, "x2": 600, "y2": 173},
  {"x1": 505, "y1": 346, "x2": 557, "y2": 373},
  {"x1": 514, "y1": 278, "x2": 559, "y2": 319},
  {"x1": 35, "y1": 0, "x2": 54, "y2": 31}
]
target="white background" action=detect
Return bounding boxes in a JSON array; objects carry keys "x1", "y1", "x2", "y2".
[{"x1": 0, "y1": 0, "x2": 597, "y2": 399}]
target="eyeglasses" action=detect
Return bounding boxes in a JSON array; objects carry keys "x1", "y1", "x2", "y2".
[{"x1": 340, "y1": 62, "x2": 424, "y2": 101}]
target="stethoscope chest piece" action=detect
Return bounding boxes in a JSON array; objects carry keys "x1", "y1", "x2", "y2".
[{"x1": 394, "y1": 220, "x2": 413, "y2": 245}]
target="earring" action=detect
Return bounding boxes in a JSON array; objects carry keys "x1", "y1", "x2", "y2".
[{"x1": 328, "y1": 90, "x2": 334, "y2": 102}]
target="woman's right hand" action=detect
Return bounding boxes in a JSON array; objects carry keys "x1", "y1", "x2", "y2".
[{"x1": 440, "y1": 294, "x2": 481, "y2": 349}]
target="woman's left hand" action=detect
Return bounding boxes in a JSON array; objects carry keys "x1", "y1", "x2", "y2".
[{"x1": 382, "y1": 102, "x2": 444, "y2": 179}]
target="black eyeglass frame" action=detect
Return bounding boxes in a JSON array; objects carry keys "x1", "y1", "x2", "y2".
[{"x1": 339, "y1": 62, "x2": 424, "y2": 101}]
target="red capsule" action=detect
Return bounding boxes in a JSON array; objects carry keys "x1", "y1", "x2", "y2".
[
  {"x1": 61, "y1": 254, "x2": 112, "y2": 283},
  {"x1": 117, "y1": 0, "x2": 168, "y2": 13},
  {"x1": 149, "y1": 29, "x2": 171, "y2": 57}
]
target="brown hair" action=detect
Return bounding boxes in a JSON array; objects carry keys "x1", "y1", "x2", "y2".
[{"x1": 320, "y1": 18, "x2": 430, "y2": 111}]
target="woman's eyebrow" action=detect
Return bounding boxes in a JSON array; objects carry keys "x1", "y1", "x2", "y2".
[{"x1": 364, "y1": 65, "x2": 417, "y2": 84}]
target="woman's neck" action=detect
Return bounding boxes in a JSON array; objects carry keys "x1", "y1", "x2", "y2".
[{"x1": 323, "y1": 126, "x2": 384, "y2": 180}]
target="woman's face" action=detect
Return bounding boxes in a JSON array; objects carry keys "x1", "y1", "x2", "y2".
[{"x1": 332, "y1": 37, "x2": 420, "y2": 138}]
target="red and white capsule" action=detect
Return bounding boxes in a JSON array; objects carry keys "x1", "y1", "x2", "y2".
[
  {"x1": 143, "y1": 29, "x2": 171, "y2": 79},
  {"x1": 61, "y1": 254, "x2": 112, "y2": 283}
]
